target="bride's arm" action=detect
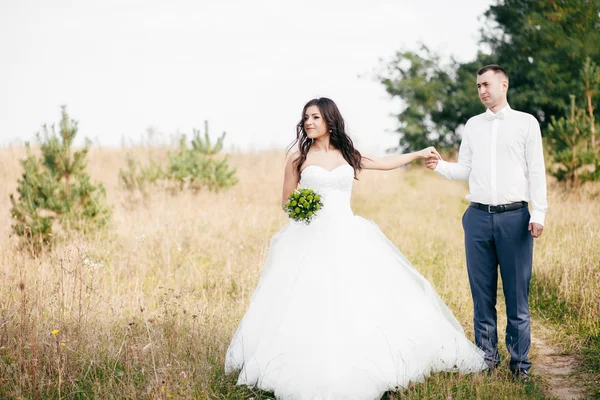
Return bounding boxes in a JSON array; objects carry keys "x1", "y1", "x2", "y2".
[
  {"x1": 361, "y1": 147, "x2": 440, "y2": 171},
  {"x1": 281, "y1": 151, "x2": 301, "y2": 210}
]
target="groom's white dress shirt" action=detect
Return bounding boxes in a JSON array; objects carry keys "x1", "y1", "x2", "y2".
[{"x1": 434, "y1": 104, "x2": 548, "y2": 226}]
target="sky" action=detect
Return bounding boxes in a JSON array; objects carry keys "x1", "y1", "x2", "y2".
[{"x1": 0, "y1": 0, "x2": 493, "y2": 154}]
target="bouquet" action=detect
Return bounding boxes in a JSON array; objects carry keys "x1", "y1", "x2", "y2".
[{"x1": 284, "y1": 188, "x2": 323, "y2": 224}]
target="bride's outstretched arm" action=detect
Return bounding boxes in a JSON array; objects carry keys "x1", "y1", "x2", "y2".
[
  {"x1": 281, "y1": 151, "x2": 301, "y2": 210},
  {"x1": 361, "y1": 147, "x2": 440, "y2": 171}
]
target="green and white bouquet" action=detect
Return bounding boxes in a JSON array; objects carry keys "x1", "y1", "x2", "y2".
[{"x1": 284, "y1": 188, "x2": 323, "y2": 224}]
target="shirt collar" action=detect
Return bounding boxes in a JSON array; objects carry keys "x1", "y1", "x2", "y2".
[{"x1": 485, "y1": 103, "x2": 511, "y2": 118}]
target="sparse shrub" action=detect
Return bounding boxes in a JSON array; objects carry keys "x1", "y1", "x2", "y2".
[
  {"x1": 119, "y1": 121, "x2": 237, "y2": 194},
  {"x1": 118, "y1": 153, "x2": 164, "y2": 192}
]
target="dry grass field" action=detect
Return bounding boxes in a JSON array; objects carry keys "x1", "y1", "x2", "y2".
[{"x1": 0, "y1": 146, "x2": 598, "y2": 399}]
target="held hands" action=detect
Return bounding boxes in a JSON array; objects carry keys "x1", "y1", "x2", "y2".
[
  {"x1": 420, "y1": 146, "x2": 441, "y2": 170},
  {"x1": 419, "y1": 146, "x2": 441, "y2": 161},
  {"x1": 528, "y1": 223, "x2": 544, "y2": 238}
]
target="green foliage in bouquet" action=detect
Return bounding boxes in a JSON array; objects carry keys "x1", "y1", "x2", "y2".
[
  {"x1": 284, "y1": 188, "x2": 323, "y2": 224},
  {"x1": 9, "y1": 106, "x2": 112, "y2": 253}
]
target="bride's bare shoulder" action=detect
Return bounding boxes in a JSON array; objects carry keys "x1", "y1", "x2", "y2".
[{"x1": 285, "y1": 150, "x2": 301, "y2": 164}]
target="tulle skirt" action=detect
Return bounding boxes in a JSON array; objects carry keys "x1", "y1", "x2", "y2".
[{"x1": 225, "y1": 213, "x2": 487, "y2": 400}]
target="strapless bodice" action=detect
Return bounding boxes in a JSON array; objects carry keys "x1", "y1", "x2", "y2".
[{"x1": 298, "y1": 164, "x2": 354, "y2": 220}]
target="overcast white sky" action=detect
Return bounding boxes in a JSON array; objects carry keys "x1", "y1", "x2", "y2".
[{"x1": 0, "y1": 0, "x2": 493, "y2": 154}]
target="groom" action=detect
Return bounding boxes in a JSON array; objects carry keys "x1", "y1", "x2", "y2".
[{"x1": 425, "y1": 65, "x2": 548, "y2": 380}]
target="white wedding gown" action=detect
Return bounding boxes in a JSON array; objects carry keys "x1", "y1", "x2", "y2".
[{"x1": 225, "y1": 164, "x2": 487, "y2": 400}]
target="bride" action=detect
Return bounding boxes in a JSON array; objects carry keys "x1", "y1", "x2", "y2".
[{"x1": 225, "y1": 98, "x2": 487, "y2": 399}]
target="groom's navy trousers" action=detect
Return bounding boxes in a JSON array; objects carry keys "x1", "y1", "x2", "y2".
[{"x1": 462, "y1": 204, "x2": 533, "y2": 372}]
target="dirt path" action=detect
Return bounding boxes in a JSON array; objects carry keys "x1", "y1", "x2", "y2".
[{"x1": 532, "y1": 325, "x2": 586, "y2": 399}]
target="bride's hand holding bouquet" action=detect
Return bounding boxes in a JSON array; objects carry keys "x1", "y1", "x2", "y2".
[{"x1": 284, "y1": 188, "x2": 323, "y2": 224}]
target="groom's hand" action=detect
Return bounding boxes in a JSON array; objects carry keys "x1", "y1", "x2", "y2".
[
  {"x1": 425, "y1": 158, "x2": 438, "y2": 170},
  {"x1": 528, "y1": 223, "x2": 544, "y2": 238},
  {"x1": 425, "y1": 154, "x2": 440, "y2": 170}
]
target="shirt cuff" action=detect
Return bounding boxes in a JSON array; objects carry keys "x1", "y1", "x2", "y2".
[
  {"x1": 433, "y1": 159, "x2": 447, "y2": 176},
  {"x1": 529, "y1": 210, "x2": 545, "y2": 227}
]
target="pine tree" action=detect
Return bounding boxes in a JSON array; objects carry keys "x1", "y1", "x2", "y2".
[
  {"x1": 546, "y1": 95, "x2": 593, "y2": 187},
  {"x1": 10, "y1": 106, "x2": 111, "y2": 253},
  {"x1": 120, "y1": 121, "x2": 238, "y2": 193},
  {"x1": 545, "y1": 58, "x2": 600, "y2": 187},
  {"x1": 189, "y1": 120, "x2": 225, "y2": 155},
  {"x1": 168, "y1": 122, "x2": 237, "y2": 192}
]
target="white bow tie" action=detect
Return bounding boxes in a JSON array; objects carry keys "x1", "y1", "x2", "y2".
[{"x1": 485, "y1": 112, "x2": 505, "y2": 121}]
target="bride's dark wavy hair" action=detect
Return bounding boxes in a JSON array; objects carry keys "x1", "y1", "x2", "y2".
[{"x1": 286, "y1": 98, "x2": 363, "y2": 180}]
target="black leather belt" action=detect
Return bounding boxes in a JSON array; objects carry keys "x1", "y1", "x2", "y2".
[{"x1": 470, "y1": 201, "x2": 528, "y2": 214}]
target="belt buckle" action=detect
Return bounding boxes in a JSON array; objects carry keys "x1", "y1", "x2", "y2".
[{"x1": 487, "y1": 205, "x2": 496, "y2": 214}]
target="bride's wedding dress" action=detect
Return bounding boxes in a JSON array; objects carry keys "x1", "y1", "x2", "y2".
[{"x1": 225, "y1": 164, "x2": 487, "y2": 400}]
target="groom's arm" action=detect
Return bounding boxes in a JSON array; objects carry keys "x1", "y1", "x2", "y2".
[
  {"x1": 430, "y1": 124, "x2": 472, "y2": 180},
  {"x1": 525, "y1": 115, "x2": 548, "y2": 227}
]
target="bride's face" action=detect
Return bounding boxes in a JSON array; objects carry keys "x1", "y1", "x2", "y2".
[{"x1": 304, "y1": 105, "x2": 329, "y2": 139}]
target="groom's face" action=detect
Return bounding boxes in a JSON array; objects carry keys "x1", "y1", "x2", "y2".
[{"x1": 477, "y1": 71, "x2": 508, "y2": 108}]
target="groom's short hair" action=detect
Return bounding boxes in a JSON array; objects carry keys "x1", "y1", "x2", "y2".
[{"x1": 478, "y1": 64, "x2": 509, "y2": 82}]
